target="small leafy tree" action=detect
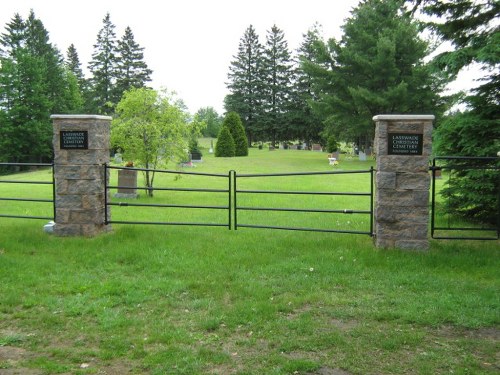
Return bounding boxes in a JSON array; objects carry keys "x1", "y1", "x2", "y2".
[
  {"x1": 215, "y1": 126, "x2": 235, "y2": 157},
  {"x1": 223, "y1": 112, "x2": 248, "y2": 156},
  {"x1": 111, "y1": 87, "x2": 191, "y2": 196}
]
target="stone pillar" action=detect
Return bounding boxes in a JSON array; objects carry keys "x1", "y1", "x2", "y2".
[
  {"x1": 51, "y1": 115, "x2": 112, "y2": 236},
  {"x1": 373, "y1": 115, "x2": 434, "y2": 250}
]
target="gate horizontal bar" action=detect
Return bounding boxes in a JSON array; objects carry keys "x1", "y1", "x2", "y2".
[
  {"x1": 0, "y1": 162, "x2": 53, "y2": 167},
  {"x1": 107, "y1": 165, "x2": 228, "y2": 178},
  {"x1": 433, "y1": 226, "x2": 497, "y2": 232},
  {"x1": 432, "y1": 235, "x2": 499, "y2": 240},
  {"x1": 237, "y1": 169, "x2": 373, "y2": 177},
  {"x1": 0, "y1": 214, "x2": 53, "y2": 220},
  {"x1": 108, "y1": 185, "x2": 228, "y2": 193},
  {"x1": 0, "y1": 197, "x2": 53, "y2": 203},
  {"x1": 109, "y1": 202, "x2": 228, "y2": 210},
  {"x1": 237, "y1": 189, "x2": 371, "y2": 196},
  {"x1": 108, "y1": 220, "x2": 228, "y2": 227},
  {"x1": 0, "y1": 180, "x2": 53, "y2": 185},
  {"x1": 236, "y1": 223, "x2": 372, "y2": 235},
  {"x1": 237, "y1": 206, "x2": 371, "y2": 214}
]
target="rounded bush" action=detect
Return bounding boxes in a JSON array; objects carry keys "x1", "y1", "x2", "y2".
[{"x1": 215, "y1": 126, "x2": 236, "y2": 157}]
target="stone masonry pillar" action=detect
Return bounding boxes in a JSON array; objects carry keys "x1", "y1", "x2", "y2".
[
  {"x1": 51, "y1": 115, "x2": 112, "y2": 236},
  {"x1": 373, "y1": 115, "x2": 434, "y2": 250}
]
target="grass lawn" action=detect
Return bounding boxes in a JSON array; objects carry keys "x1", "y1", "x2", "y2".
[{"x1": 0, "y1": 145, "x2": 498, "y2": 374}]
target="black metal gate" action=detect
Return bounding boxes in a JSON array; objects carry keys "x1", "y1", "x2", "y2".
[
  {"x1": 234, "y1": 168, "x2": 374, "y2": 235},
  {"x1": 105, "y1": 165, "x2": 374, "y2": 235},
  {"x1": 105, "y1": 165, "x2": 233, "y2": 228},
  {"x1": 430, "y1": 156, "x2": 500, "y2": 240},
  {"x1": 0, "y1": 162, "x2": 55, "y2": 221}
]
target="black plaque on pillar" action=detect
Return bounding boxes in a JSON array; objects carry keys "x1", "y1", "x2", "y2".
[
  {"x1": 388, "y1": 133, "x2": 423, "y2": 155},
  {"x1": 60, "y1": 131, "x2": 88, "y2": 150}
]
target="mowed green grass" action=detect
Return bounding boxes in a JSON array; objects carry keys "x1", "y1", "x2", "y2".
[{"x1": 0, "y1": 145, "x2": 498, "y2": 374}]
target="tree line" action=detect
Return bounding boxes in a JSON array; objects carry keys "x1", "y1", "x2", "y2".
[
  {"x1": 224, "y1": 0, "x2": 450, "y2": 151},
  {"x1": 0, "y1": 11, "x2": 152, "y2": 162}
]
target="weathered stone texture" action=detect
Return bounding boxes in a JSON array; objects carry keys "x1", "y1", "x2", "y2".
[
  {"x1": 51, "y1": 115, "x2": 111, "y2": 236},
  {"x1": 373, "y1": 115, "x2": 434, "y2": 251}
]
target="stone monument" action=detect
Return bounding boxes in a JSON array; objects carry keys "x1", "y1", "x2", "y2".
[
  {"x1": 373, "y1": 114, "x2": 434, "y2": 250},
  {"x1": 51, "y1": 115, "x2": 112, "y2": 236}
]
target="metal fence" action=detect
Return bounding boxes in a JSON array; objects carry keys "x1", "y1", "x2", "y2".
[
  {"x1": 430, "y1": 156, "x2": 500, "y2": 240},
  {"x1": 0, "y1": 162, "x2": 55, "y2": 220},
  {"x1": 234, "y1": 168, "x2": 374, "y2": 235},
  {"x1": 105, "y1": 165, "x2": 233, "y2": 228}
]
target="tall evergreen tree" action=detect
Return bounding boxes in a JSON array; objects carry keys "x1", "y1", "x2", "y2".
[
  {"x1": 408, "y1": 0, "x2": 500, "y2": 224},
  {"x1": 0, "y1": 11, "x2": 78, "y2": 162},
  {"x1": 88, "y1": 12, "x2": 117, "y2": 114},
  {"x1": 66, "y1": 43, "x2": 85, "y2": 88},
  {"x1": 260, "y1": 25, "x2": 293, "y2": 147},
  {"x1": 225, "y1": 25, "x2": 264, "y2": 144},
  {"x1": 303, "y1": 0, "x2": 448, "y2": 151},
  {"x1": 288, "y1": 25, "x2": 325, "y2": 145},
  {"x1": 114, "y1": 26, "x2": 152, "y2": 101}
]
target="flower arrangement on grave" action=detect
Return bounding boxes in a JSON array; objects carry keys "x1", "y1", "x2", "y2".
[{"x1": 125, "y1": 161, "x2": 134, "y2": 167}]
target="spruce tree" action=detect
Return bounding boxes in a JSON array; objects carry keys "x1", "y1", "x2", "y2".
[
  {"x1": 225, "y1": 25, "x2": 264, "y2": 144},
  {"x1": 223, "y1": 112, "x2": 248, "y2": 156},
  {"x1": 0, "y1": 11, "x2": 76, "y2": 162},
  {"x1": 260, "y1": 25, "x2": 293, "y2": 147},
  {"x1": 88, "y1": 13, "x2": 117, "y2": 114},
  {"x1": 289, "y1": 25, "x2": 324, "y2": 145},
  {"x1": 215, "y1": 126, "x2": 236, "y2": 157},
  {"x1": 303, "y1": 0, "x2": 448, "y2": 151},
  {"x1": 66, "y1": 44, "x2": 85, "y2": 89},
  {"x1": 114, "y1": 26, "x2": 152, "y2": 101},
  {"x1": 409, "y1": 0, "x2": 500, "y2": 224}
]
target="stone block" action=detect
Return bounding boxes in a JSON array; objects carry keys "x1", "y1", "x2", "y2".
[
  {"x1": 396, "y1": 173, "x2": 430, "y2": 190},
  {"x1": 394, "y1": 240, "x2": 429, "y2": 251},
  {"x1": 377, "y1": 155, "x2": 429, "y2": 173},
  {"x1": 54, "y1": 223, "x2": 82, "y2": 236},
  {"x1": 376, "y1": 172, "x2": 396, "y2": 189}
]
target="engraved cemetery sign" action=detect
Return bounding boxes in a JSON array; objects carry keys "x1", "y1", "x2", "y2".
[
  {"x1": 60, "y1": 130, "x2": 88, "y2": 150},
  {"x1": 388, "y1": 133, "x2": 423, "y2": 155}
]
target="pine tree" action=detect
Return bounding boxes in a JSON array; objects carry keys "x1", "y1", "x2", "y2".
[
  {"x1": 0, "y1": 13, "x2": 25, "y2": 56},
  {"x1": 303, "y1": 0, "x2": 448, "y2": 151},
  {"x1": 0, "y1": 11, "x2": 77, "y2": 162},
  {"x1": 88, "y1": 12, "x2": 117, "y2": 114},
  {"x1": 225, "y1": 25, "x2": 264, "y2": 144},
  {"x1": 409, "y1": 0, "x2": 500, "y2": 224},
  {"x1": 66, "y1": 44, "x2": 85, "y2": 88},
  {"x1": 223, "y1": 112, "x2": 248, "y2": 156},
  {"x1": 260, "y1": 25, "x2": 293, "y2": 147},
  {"x1": 114, "y1": 26, "x2": 152, "y2": 101},
  {"x1": 215, "y1": 126, "x2": 236, "y2": 157},
  {"x1": 289, "y1": 25, "x2": 324, "y2": 145}
]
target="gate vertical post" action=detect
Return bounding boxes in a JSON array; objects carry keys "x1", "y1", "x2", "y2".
[
  {"x1": 373, "y1": 114, "x2": 434, "y2": 250},
  {"x1": 51, "y1": 115, "x2": 112, "y2": 236}
]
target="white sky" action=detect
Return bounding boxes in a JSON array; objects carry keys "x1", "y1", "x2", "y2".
[
  {"x1": 0, "y1": 0, "x2": 360, "y2": 114},
  {"x1": 0, "y1": 0, "x2": 481, "y2": 115}
]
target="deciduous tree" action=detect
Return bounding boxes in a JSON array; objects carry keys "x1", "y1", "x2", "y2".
[{"x1": 111, "y1": 88, "x2": 191, "y2": 196}]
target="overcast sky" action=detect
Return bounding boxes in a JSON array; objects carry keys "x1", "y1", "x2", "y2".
[
  {"x1": 0, "y1": 0, "x2": 480, "y2": 115},
  {"x1": 0, "y1": 0, "x2": 362, "y2": 113}
]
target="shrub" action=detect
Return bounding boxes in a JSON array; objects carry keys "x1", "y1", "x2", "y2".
[
  {"x1": 223, "y1": 112, "x2": 248, "y2": 156},
  {"x1": 215, "y1": 126, "x2": 236, "y2": 157},
  {"x1": 326, "y1": 135, "x2": 339, "y2": 153}
]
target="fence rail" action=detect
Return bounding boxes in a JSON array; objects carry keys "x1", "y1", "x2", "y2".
[
  {"x1": 430, "y1": 156, "x2": 500, "y2": 240},
  {"x1": 0, "y1": 162, "x2": 55, "y2": 220},
  {"x1": 104, "y1": 165, "x2": 232, "y2": 228},
  {"x1": 234, "y1": 168, "x2": 374, "y2": 235}
]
